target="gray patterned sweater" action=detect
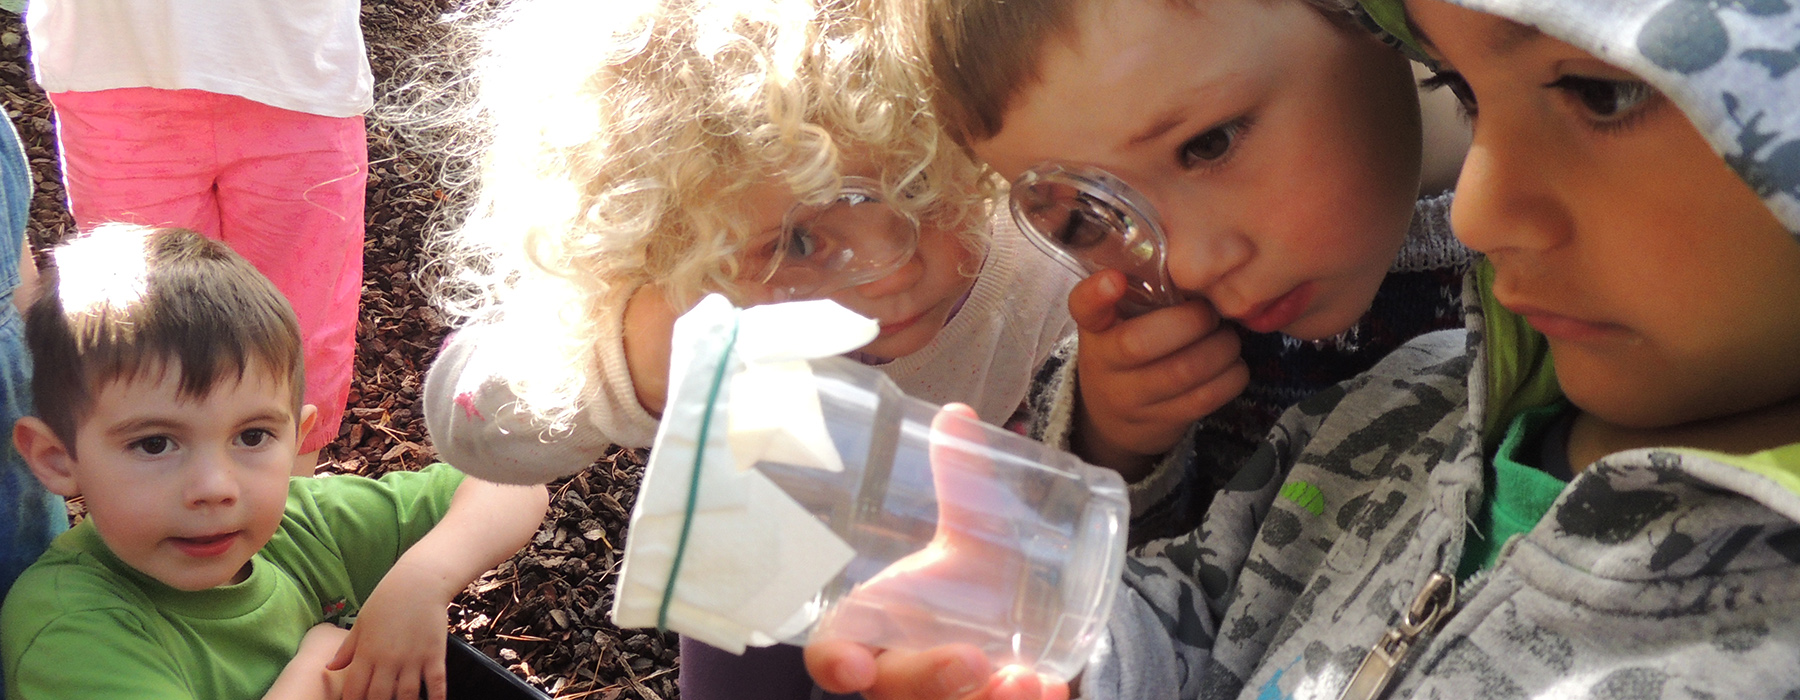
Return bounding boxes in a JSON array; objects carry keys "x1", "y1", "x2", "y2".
[
  {"x1": 1027, "y1": 193, "x2": 1476, "y2": 546},
  {"x1": 1083, "y1": 266, "x2": 1800, "y2": 699}
]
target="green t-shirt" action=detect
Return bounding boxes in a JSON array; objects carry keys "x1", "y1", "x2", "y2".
[
  {"x1": 0, "y1": 463, "x2": 466, "y2": 700},
  {"x1": 1459, "y1": 404, "x2": 1573, "y2": 581}
]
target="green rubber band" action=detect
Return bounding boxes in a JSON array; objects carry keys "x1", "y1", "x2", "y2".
[{"x1": 658, "y1": 318, "x2": 740, "y2": 630}]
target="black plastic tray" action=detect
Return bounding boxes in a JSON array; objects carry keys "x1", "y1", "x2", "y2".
[{"x1": 446, "y1": 634, "x2": 551, "y2": 699}]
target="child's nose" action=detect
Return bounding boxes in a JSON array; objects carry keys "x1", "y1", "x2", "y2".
[
  {"x1": 1163, "y1": 219, "x2": 1252, "y2": 300},
  {"x1": 186, "y1": 454, "x2": 241, "y2": 507},
  {"x1": 1450, "y1": 124, "x2": 1572, "y2": 255}
]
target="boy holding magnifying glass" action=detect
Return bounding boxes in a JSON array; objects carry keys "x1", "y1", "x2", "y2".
[{"x1": 911, "y1": 0, "x2": 1477, "y2": 541}]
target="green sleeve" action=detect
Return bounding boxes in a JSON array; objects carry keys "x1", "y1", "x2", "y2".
[
  {"x1": 9, "y1": 611, "x2": 190, "y2": 699},
  {"x1": 282, "y1": 463, "x2": 468, "y2": 604}
]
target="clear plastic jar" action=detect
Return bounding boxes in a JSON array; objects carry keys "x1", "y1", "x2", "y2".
[
  {"x1": 765, "y1": 356, "x2": 1129, "y2": 680},
  {"x1": 614, "y1": 297, "x2": 1127, "y2": 682}
]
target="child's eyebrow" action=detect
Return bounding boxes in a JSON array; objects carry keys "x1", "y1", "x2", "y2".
[
  {"x1": 239, "y1": 409, "x2": 295, "y2": 426},
  {"x1": 1407, "y1": 14, "x2": 1543, "y2": 57},
  {"x1": 1127, "y1": 109, "x2": 1188, "y2": 147},
  {"x1": 104, "y1": 417, "x2": 184, "y2": 438},
  {"x1": 104, "y1": 410, "x2": 294, "y2": 438}
]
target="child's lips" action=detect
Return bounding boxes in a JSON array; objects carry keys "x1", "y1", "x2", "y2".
[
  {"x1": 879, "y1": 312, "x2": 925, "y2": 336},
  {"x1": 1233, "y1": 283, "x2": 1315, "y2": 334},
  {"x1": 1509, "y1": 305, "x2": 1625, "y2": 343},
  {"x1": 170, "y1": 531, "x2": 240, "y2": 558}
]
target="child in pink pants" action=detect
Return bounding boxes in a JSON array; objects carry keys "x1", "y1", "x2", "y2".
[{"x1": 26, "y1": 0, "x2": 371, "y2": 462}]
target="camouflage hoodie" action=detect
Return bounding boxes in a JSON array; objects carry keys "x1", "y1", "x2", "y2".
[{"x1": 1083, "y1": 1, "x2": 1800, "y2": 698}]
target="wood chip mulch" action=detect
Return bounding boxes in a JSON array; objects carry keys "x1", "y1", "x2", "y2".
[{"x1": 0, "y1": 2, "x2": 679, "y2": 698}]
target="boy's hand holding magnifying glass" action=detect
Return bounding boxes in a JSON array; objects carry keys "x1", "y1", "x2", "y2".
[{"x1": 1011, "y1": 163, "x2": 1248, "y2": 478}]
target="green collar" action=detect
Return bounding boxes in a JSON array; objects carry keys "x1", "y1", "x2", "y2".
[{"x1": 65, "y1": 518, "x2": 280, "y2": 620}]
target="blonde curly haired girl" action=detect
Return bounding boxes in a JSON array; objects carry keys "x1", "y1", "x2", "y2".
[{"x1": 420, "y1": 0, "x2": 1078, "y2": 694}]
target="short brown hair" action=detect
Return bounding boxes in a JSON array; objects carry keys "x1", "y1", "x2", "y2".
[
  {"x1": 915, "y1": 0, "x2": 1355, "y2": 145},
  {"x1": 914, "y1": 0, "x2": 1078, "y2": 145},
  {"x1": 24, "y1": 225, "x2": 305, "y2": 453}
]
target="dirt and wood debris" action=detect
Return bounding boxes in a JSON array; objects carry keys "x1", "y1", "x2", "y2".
[{"x1": 0, "y1": 2, "x2": 679, "y2": 697}]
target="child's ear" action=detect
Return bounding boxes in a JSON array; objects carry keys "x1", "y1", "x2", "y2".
[
  {"x1": 13, "y1": 417, "x2": 81, "y2": 497},
  {"x1": 297, "y1": 404, "x2": 318, "y2": 444}
]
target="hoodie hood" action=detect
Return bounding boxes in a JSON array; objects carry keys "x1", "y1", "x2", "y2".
[
  {"x1": 1365, "y1": 0, "x2": 1800, "y2": 237},
  {"x1": 1355, "y1": 0, "x2": 1800, "y2": 485}
]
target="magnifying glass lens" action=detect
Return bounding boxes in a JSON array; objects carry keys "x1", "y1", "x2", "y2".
[
  {"x1": 749, "y1": 178, "x2": 921, "y2": 301},
  {"x1": 1010, "y1": 163, "x2": 1181, "y2": 315}
]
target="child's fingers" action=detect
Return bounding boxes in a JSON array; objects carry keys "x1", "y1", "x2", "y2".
[
  {"x1": 988, "y1": 667, "x2": 1043, "y2": 700},
  {"x1": 326, "y1": 628, "x2": 359, "y2": 671},
  {"x1": 1093, "y1": 301, "x2": 1225, "y2": 369},
  {"x1": 1066, "y1": 271, "x2": 1126, "y2": 333},
  {"x1": 424, "y1": 659, "x2": 449, "y2": 700},
  {"x1": 989, "y1": 666, "x2": 1071, "y2": 700},
  {"x1": 338, "y1": 665, "x2": 370, "y2": 700},
  {"x1": 323, "y1": 667, "x2": 346, "y2": 699},
  {"x1": 926, "y1": 403, "x2": 1043, "y2": 571},
  {"x1": 1077, "y1": 328, "x2": 1247, "y2": 464},
  {"x1": 1136, "y1": 322, "x2": 1247, "y2": 404},
  {"x1": 391, "y1": 666, "x2": 420, "y2": 700},
  {"x1": 1104, "y1": 356, "x2": 1248, "y2": 443},
  {"x1": 927, "y1": 403, "x2": 1004, "y2": 535},
  {"x1": 362, "y1": 668, "x2": 396, "y2": 700},
  {"x1": 1151, "y1": 356, "x2": 1250, "y2": 420},
  {"x1": 868, "y1": 645, "x2": 994, "y2": 700},
  {"x1": 1084, "y1": 321, "x2": 1243, "y2": 413},
  {"x1": 1124, "y1": 349, "x2": 1242, "y2": 413},
  {"x1": 804, "y1": 639, "x2": 879, "y2": 693}
]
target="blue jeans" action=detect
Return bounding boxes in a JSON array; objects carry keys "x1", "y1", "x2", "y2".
[{"x1": 0, "y1": 116, "x2": 68, "y2": 608}]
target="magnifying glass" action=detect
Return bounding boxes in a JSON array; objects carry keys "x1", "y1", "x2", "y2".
[
  {"x1": 1009, "y1": 162, "x2": 1181, "y2": 317},
  {"x1": 746, "y1": 176, "x2": 921, "y2": 302}
]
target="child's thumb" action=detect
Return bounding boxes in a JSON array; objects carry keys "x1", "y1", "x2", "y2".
[
  {"x1": 1066, "y1": 272, "x2": 1124, "y2": 332},
  {"x1": 804, "y1": 639, "x2": 879, "y2": 694},
  {"x1": 926, "y1": 403, "x2": 1015, "y2": 538}
]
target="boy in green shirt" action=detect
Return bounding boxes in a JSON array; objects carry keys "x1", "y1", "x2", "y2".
[{"x1": 2, "y1": 225, "x2": 549, "y2": 700}]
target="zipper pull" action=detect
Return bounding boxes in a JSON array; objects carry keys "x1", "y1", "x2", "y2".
[{"x1": 1335, "y1": 572, "x2": 1457, "y2": 700}]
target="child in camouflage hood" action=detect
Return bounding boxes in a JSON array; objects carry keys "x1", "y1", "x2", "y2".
[{"x1": 802, "y1": 0, "x2": 1800, "y2": 698}]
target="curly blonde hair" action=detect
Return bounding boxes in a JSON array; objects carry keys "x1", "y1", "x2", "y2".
[{"x1": 431, "y1": 0, "x2": 992, "y2": 429}]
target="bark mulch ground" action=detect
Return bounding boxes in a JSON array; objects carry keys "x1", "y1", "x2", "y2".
[{"x1": 0, "y1": 2, "x2": 679, "y2": 698}]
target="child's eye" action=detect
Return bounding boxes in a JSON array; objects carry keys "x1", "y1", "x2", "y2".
[
  {"x1": 788, "y1": 226, "x2": 820, "y2": 259},
  {"x1": 1055, "y1": 198, "x2": 1120, "y2": 249},
  {"x1": 130, "y1": 436, "x2": 175, "y2": 456},
  {"x1": 1420, "y1": 71, "x2": 1478, "y2": 117},
  {"x1": 1178, "y1": 118, "x2": 1249, "y2": 170},
  {"x1": 754, "y1": 225, "x2": 818, "y2": 268},
  {"x1": 236, "y1": 428, "x2": 274, "y2": 448},
  {"x1": 1548, "y1": 75, "x2": 1658, "y2": 124}
]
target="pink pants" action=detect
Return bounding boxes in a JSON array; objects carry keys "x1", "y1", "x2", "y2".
[{"x1": 50, "y1": 88, "x2": 366, "y2": 453}]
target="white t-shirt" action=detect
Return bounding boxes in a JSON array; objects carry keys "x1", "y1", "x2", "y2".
[{"x1": 25, "y1": 0, "x2": 373, "y2": 117}]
